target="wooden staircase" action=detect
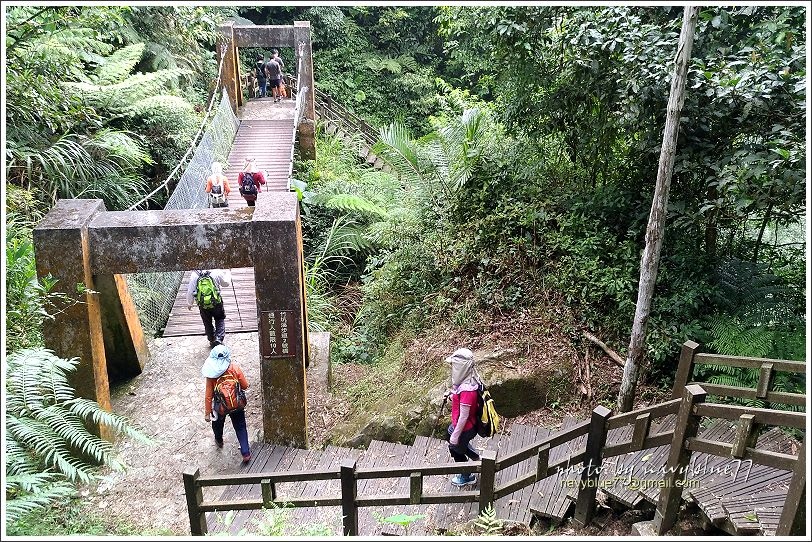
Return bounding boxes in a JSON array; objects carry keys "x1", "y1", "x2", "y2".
[{"x1": 204, "y1": 415, "x2": 799, "y2": 536}]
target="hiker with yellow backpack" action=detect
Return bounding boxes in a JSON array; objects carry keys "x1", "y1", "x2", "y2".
[
  {"x1": 202, "y1": 344, "x2": 252, "y2": 464},
  {"x1": 445, "y1": 348, "x2": 500, "y2": 487}
]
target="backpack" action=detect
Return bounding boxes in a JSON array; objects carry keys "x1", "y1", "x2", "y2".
[
  {"x1": 240, "y1": 172, "x2": 258, "y2": 197},
  {"x1": 255, "y1": 60, "x2": 266, "y2": 78},
  {"x1": 474, "y1": 381, "x2": 500, "y2": 438},
  {"x1": 212, "y1": 370, "x2": 247, "y2": 417},
  {"x1": 195, "y1": 271, "x2": 222, "y2": 309}
]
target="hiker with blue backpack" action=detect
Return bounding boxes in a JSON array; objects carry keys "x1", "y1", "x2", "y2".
[
  {"x1": 446, "y1": 348, "x2": 482, "y2": 487},
  {"x1": 186, "y1": 269, "x2": 232, "y2": 348},
  {"x1": 202, "y1": 344, "x2": 252, "y2": 464},
  {"x1": 237, "y1": 157, "x2": 266, "y2": 206}
]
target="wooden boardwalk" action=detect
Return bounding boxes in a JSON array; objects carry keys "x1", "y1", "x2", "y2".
[
  {"x1": 163, "y1": 99, "x2": 295, "y2": 337},
  {"x1": 204, "y1": 416, "x2": 799, "y2": 536}
]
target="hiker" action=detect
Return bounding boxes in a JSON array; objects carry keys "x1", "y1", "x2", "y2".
[
  {"x1": 186, "y1": 269, "x2": 232, "y2": 348},
  {"x1": 202, "y1": 344, "x2": 252, "y2": 463},
  {"x1": 237, "y1": 157, "x2": 266, "y2": 206},
  {"x1": 255, "y1": 54, "x2": 267, "y2": 98},
  {"x1": 264, "y1": 55, "x2": 283, "y2": 103},
  {"x1": 271, "y1": 49, "x2": 285, "y2": 100},
  {"x1": 205, "y1": 161, "x2": 230, "y2": 208},
  {"x1": 446, "y1": 348, "x2": 481, "y2": 487}
]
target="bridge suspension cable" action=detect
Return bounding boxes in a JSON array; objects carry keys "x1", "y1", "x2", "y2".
[{"x1": 127, "y1": 44, "x2": 230, "y2": 211}]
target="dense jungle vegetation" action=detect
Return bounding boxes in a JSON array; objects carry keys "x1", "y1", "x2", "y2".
[{"x1": 4, "y1": 4, "x2": 806, "y2": 534}]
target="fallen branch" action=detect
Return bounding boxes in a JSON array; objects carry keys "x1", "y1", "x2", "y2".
[{"x1": 583, "y1": 331, "x2": 625, "y2": 368}]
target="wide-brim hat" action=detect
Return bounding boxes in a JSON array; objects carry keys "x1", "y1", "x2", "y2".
[{"x1": 202, "y1": 345, "x2": 231, "y2": 378}]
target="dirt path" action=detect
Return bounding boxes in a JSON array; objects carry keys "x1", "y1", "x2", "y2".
[{"x1": 80, "y1": 331, "x2": 341, "y2": 535}]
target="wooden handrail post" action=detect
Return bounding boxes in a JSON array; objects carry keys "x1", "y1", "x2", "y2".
[
  {"x1": 777, "y1": 437, "x2": 806, "y2": 536},
  {"x1": 653, "y1": 384, "x2": 706, "y2": 535},
  {"x1": 478, "y1": 450, "x2": 497, "y2": 514},
  {"x1": 340, "y1": 458, "x2": 359, "y2": 536},
  {"x1": 183, "y1": 467, "x2": 207, "y2": 536},
  {"x1": 671, "y1": 340, "x2": 699, "y2": 399},
  {"x1": 573, "y1": 405, "x2": 612, "y2": 527}
]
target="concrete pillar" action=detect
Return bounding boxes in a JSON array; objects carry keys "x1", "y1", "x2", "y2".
[
  {"x1": 294, "y1": 20, "x2": 316, "y2": 160},
  {"x1": 218, "y1": 22, "x2": 240, "y2": 112},
  {"x1": 95, "y1": 274, "x2": 149, "y2": 382},
  {"x1": 252, "y1": 193, "x2": 309, "y2": 447},
  {"x1": 33, "y1": 199, "x2": 113, "y2": 438}
]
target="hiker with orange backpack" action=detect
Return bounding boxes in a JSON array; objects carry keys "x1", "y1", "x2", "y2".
[{"x1": 202, "y1": 344, "x2": 252, "y2": 464}]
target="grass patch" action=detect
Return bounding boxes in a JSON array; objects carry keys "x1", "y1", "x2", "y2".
[{"x1": 7, "y1": 498, "x2": 175, "y2": 536}]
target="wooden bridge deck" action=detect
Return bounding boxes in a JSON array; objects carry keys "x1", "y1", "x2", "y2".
[
  {"x1": 163, "y1": 98, "x2": 295, "y2": 338},
  {"x1": 205, "y1": 416, "x2": 798, "y2": 536}
]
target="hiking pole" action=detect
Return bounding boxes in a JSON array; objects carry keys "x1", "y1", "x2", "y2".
[
  {"x1": 229, "y1": 268, "x2": 244, "y2": 327},
  {"x1": 432, "y1": 392, "x2": 450, "y2": 437}
]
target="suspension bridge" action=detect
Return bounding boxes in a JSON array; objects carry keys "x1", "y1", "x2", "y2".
[
  {"x1": 162, "y1": 99, "x2": 296, "y2": 337},
  {"x1": 30, "y1": 20, "x2": 806, "y2": 537}
]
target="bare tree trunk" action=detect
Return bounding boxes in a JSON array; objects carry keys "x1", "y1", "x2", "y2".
[
  {"x1": 752, "y1": 192, "x2": 774, "y2": 263},
  {"x1": 617, "y1": 6, "x2": 700, "y2": 413}
]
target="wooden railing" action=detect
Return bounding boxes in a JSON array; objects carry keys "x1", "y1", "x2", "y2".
[
  {"x1": 288, "y1": 76, "x2": 380, "y2": 149},
  {"x1": 672, "y1": 340, "x2": 806, "y2": 408},
  {"x1": 653, "y1": 384, "x2": 806, "y2": 536},
  {"x1": 183, "y1": 397, "x2": 682, "y2": 535},
  {"x1": 183, "y1": 342, "x2": 806, "y2": 536}
]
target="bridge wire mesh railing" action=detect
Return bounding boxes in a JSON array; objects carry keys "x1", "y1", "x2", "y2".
[{"x1": 123, "y1": 54, "x2": 240, "y2": 336}]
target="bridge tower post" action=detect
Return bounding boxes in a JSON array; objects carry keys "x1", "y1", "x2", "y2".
[
  {"x1": 294, "y1": 20, "x2": 316, "y2": 160},
  {"x1": 218, "y1": 21, "x2": 242, "y2": 112},
  {"x1": 33, "y1": 200, "x2": 113, "y2": 438},
  {"x1": 252, "y1": 193, "x2": 309, "y2": 447}
]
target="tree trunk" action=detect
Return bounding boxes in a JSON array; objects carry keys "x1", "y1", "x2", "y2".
[
  {"x1": 704, "y1": 185, "x2": 719, "y2": 259},
  {"x1": 617, "y1": 6, "x2": 700, "y2": 413},
  {"x1": 752, "y1": 193, "x2": 774, "y2": 263}
]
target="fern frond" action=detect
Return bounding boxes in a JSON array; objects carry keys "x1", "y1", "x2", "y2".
[
  {"x1": 474, "y1": 504, "x2": 503, "y2": 535},
  {"x1": 4, "y1": 476, "x2": 76, "y2": 524},
  {"x1": 67, "y1": 398, "x2": 151, "y2": 443},
  {"x1": 93, "y1": 43, "x2": 146, "y2": 85},
  {"x1": 318, "y1": 193, "x2": 387, "y2": 218},
  {"x1": 126, "y1": 94, "x2": 195, "y2": 117},
  {"x1": 64, "y1": 68, "x2": 191, "y2": 111},
  {"x1": 6, "y1": 415, "x2": 96, "y2": 483}
]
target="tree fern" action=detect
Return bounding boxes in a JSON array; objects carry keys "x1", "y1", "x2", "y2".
[
  {"x1": 93, "y1": 43, "x2": 146, "y2": 85},
  {"x1": 313, "y1": 193, "x2": 387, "y2": 218},
  {"x1": 64, "y1": 68, "x2": 191, "y2": 112},
  {"x1": 698, "y1": 257, "x2": 805, "y2": 406},
  {"x1": 9, "y1": 129, "x2": 151, "y2": 209}
]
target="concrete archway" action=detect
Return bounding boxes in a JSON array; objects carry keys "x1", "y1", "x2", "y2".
[
  {"x1": 218, "y1": 20, "x2": 316, "y2": 160},
  {"x1": 33, "y1": 195, "x2": 310, "y2": 447}
]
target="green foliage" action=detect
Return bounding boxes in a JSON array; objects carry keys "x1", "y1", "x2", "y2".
[
  {"x1": 5, "y1": 5, "x2": 229, "y2": 210},
  {"x1": 215, "y1": 503, "x2": 339, "y2": 536},
  {"x1": 5, "y1": 348, "x2": 150, "y2": 522},
  {"x1": 694, "y1": 258, "x2": 805, "y2": 406},
  {"x1": 373, "y1": 511, "x2": 426, "y2": 535},
  {"x1": 7, "y1": 499, "x2": 174, "y2": 536},
  {"x1": 290, "y1": 5, "x2": 804, "y2": 390},
  {"x1": 473, "y1": 504, "x2": 504, "y2": 535}
]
